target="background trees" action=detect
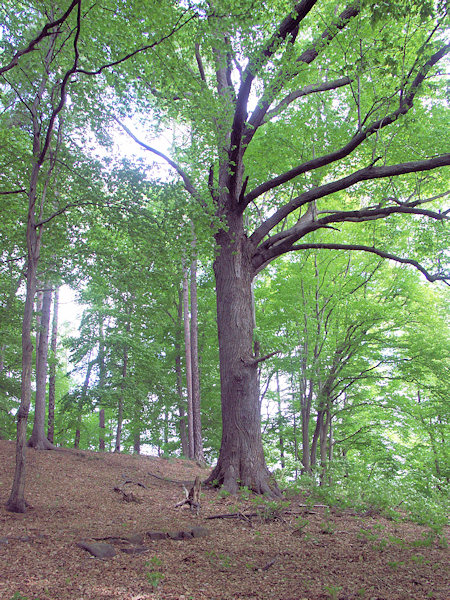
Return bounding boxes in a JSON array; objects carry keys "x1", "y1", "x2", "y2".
[{"x1": 0, "y1": 0, "x2": 448, "y2": 512}]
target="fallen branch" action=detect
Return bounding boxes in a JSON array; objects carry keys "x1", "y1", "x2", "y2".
[{"x1": 175, "y1": 475, "x2": 202, "y2": 515}]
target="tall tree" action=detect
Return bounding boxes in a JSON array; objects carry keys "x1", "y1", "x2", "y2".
[{"x1": 116, "y1": 0, "x2": 449, "y2": 493}]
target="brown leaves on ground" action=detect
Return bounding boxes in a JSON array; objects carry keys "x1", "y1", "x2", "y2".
[{"x1": 0, "y1": 439, "x2": 448, "y2": 600}]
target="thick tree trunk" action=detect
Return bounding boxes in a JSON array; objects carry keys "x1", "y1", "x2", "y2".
[
  {"x1": 205, "y1": 218, "x2": 279, "y2": 495},
  {"x1": 29, "y1": 285, "x2": 54, "y2": 449},
  {"x1": 47, "y1": 286, "x2": 59, "y2": 444}
]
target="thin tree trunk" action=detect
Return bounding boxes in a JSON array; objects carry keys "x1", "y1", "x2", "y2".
[
  {"x1": 276, "y1": 371, "x2": 285, "y2": 468},
  {"x1": 47, "y1": 286, "x2": 59, "y2": 443},
  {"x1": 6, "y1": 226, "x2": 39, "y2": 512},
  {"x1": 175, "y1": 290, "x2": 189, "y2": 456},
  {"x1": 133, "y1": 432, "x2": 141, "y2": 454},
  {"x1": 182, "y1": 264, "x2": 194, "y2": 458},
  {"x1": 74, "y1": 417, "x2": 81, "y2": 448},
  {"x1": 99, "y1": 408, "x2": 105, "y2": 451},
  {"x1": 98, "y1": 314, "x2": 106, "y2": 451},
  {"x1": 29, "y1": 285, "x2": 54, "y2": 449},
  {"x1": 114, "y1": 341, "x2": 128, "y2": 453},
  {"x1": 190, "y1": 230, "x2": 205, "y2": 464}
]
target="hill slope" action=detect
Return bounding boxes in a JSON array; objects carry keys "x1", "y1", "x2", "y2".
[{"x1": 0, "y1": 440, "x2": 448, "y2": 600}]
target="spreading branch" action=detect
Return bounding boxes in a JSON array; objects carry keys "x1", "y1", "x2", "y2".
[
  {"x1": 228, "y1": 0, "x2": 318, "y2": 197},
  {"x1": 76, "y1": 11, "x2": 197, "y2": 77},
  {"x1": 288, "y1": 243, "x2": 449, "y2": 284},
  {"x1": 243, "y1": 4, "x2": 359, "y2": 148},
  {"x1": 113, "y1": 117, "x2": 203, "y2": 204},
  {"x1": 244, "y1": 42, "x2": 450, "y2": 210},
  {"x1": 251, "y1": 153, "x2": 450, "y2": 247},
  {"x1": 0, "y1": 0, "x2": 80, "y2": 75}
]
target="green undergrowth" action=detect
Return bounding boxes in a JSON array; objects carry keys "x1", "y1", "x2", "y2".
[{"x1": 277, "y1": 466, "x2": 449, "y2": 533}]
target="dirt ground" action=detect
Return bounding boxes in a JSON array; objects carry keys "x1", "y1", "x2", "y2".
[{"x1": 0, "y1": 440, "x2": 448, "y2": 600}]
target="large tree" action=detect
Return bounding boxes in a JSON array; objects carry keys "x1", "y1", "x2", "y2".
[{"x1": 115, "y1": 0, "x2": 449, "y2": 494}]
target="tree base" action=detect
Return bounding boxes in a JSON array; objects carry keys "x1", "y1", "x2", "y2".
[
  {"x1": 27, "y1": 436, "x2": 56, "y2": 450},
  {"x1": 205, "y1": 461, "x2": 282, "y2": 497}
]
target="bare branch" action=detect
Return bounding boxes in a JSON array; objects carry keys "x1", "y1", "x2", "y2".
[
  {"x1": 0, "y1": 0, "x2": 80, "y2": 75},
  {"x1": 244, "y1": 350, "x2": 281, "y2": 367},
  {"x1": 113, "y1": 117, "x2": 202, "y2": 204},
  {"x1": 264, "y1": 77, "x2": 352, "y2": 122},
  {"x1": 0, "y1": 189, "x2": 26, "y2": 195},
  {"x1": 288, "y1": 243, "x2": 449, "y2": 284}
]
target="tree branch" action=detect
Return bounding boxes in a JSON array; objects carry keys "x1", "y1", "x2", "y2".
[
  {"x1": 0, "y1": 189, "x2": 26, "y2": 195},
  {"x1": 76, "y1": 12, "x2": 197, "y2": 77},
  {"x1": 0, "y1": 0, "x2": 80, "y2": 75},
  {"x1": 244, "y1": 42, "x2": 450, "y2": 209},
  {"x1": 264, "y1": 76, "x2": 352, "y2": 123},
  {"x1": 251, "y1": 154, "x2": 450, "y2": 247},
  {"x1": 113, "y1": 117, "x2": 203, "y2": 204},
  {"x1": 287, "y1": 243, "x2": 448, "y2": 284},
  {"x1": 243, "y1": 4, "x2": 359, "y2": 148},
  {"x1": 227, "y1": 0, "x2": 318, "y2": 198}
]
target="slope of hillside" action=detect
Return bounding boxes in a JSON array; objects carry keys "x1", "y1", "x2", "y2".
[{"x1": 0, "y1": 440, "x2": 448, "y2": 600}]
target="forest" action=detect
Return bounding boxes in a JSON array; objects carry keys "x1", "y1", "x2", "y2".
[{"x1": 0, "y1": 0, "x2": 449, "y2": 531}]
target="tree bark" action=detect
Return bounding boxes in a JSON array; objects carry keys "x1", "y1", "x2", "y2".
[
  {"x1": 276, "y1": 372, "x2": 285, "y2": 469},
  {"x1": 182, "y1": 263, "x2": 194, "y2": 458},
  {"x1": 205, "y1": 216, "x2": 279, "y2": 496},
  {"x1": 98, "y1": 314, "x2": 106, "y2": 451},
  {"x1": 114, "y1": 341, "x2": 128, "y2": 453},
  {"x1": 29, "y1": 285, "x2": 54, "y2": 449},
  {"x1": 47, "y1": 286, "x2": 59, "y2": 444},
  {"x1": 6, "y1": 162, "x2": 42, "y2": 512},
  {"x1": 176, "y1": 289, "x2": 189, "y2": 456},
  {"x1": 190, "y1": 231, "x2": 205, "y2": 464},
  {"x1": 99, "y1": 408, "x2": 105, "y2": 451}
]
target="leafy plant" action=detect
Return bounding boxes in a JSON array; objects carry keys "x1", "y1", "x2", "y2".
[
  {"x1": 145, "y1": 571, "x2": 164, "y2": 589},
  {"x1": 324, "y1": 584, "x2": 343, "y2": 600}
]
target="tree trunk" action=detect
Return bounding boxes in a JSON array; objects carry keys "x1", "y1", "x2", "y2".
[
  {"x1": 182, "y1": 263, "x2": 194, "y2": 458},
  {"x1": 133, "y1": 432, "x2": 141, "y2": 454},
  {"x1": 6, "y1": 165, "x2": 41, "y2": 512},
  {"x1": 47, "y1": 286, "x2": 59, "y2": 444},
  {"x1": 175, "y1": 290, "x2": 189, "y2": 456},
  {"x1": 190, "y1": 233, "x2": 205, "y2": 464},
  {"x1": 98, "y1": 315, "x2": 106, "y2": 451},
  {"x1": 74, "y1": 418, "x2": 81, "y2": 449},
  {"x1": 276, "y1": 372, "x2": 285, "y2": 469},
  {"x1": 205, "y1": 218, "x2": 279, "y2": 495},
  {"x1": 99, "y1": 408, "x2": 105, "y2": 451},
  {"x1": 29, "y1": 285, "x2": 54, "y2": 449}
]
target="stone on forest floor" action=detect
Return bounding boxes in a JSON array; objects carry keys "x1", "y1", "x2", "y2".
[
  {"x1": 77, "y1": 527, "x2": 210, "y2": 558},
  {"x1": 147, "y1": 531, "x2": 169, "y2": 540},
  {"x1": 77, "y1": 540, "x2": 117, "y2": 558}
]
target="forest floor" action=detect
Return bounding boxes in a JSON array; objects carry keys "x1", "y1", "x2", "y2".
[{"x1": 0, "y1": 440, "x2": 448, "y2": 600}]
